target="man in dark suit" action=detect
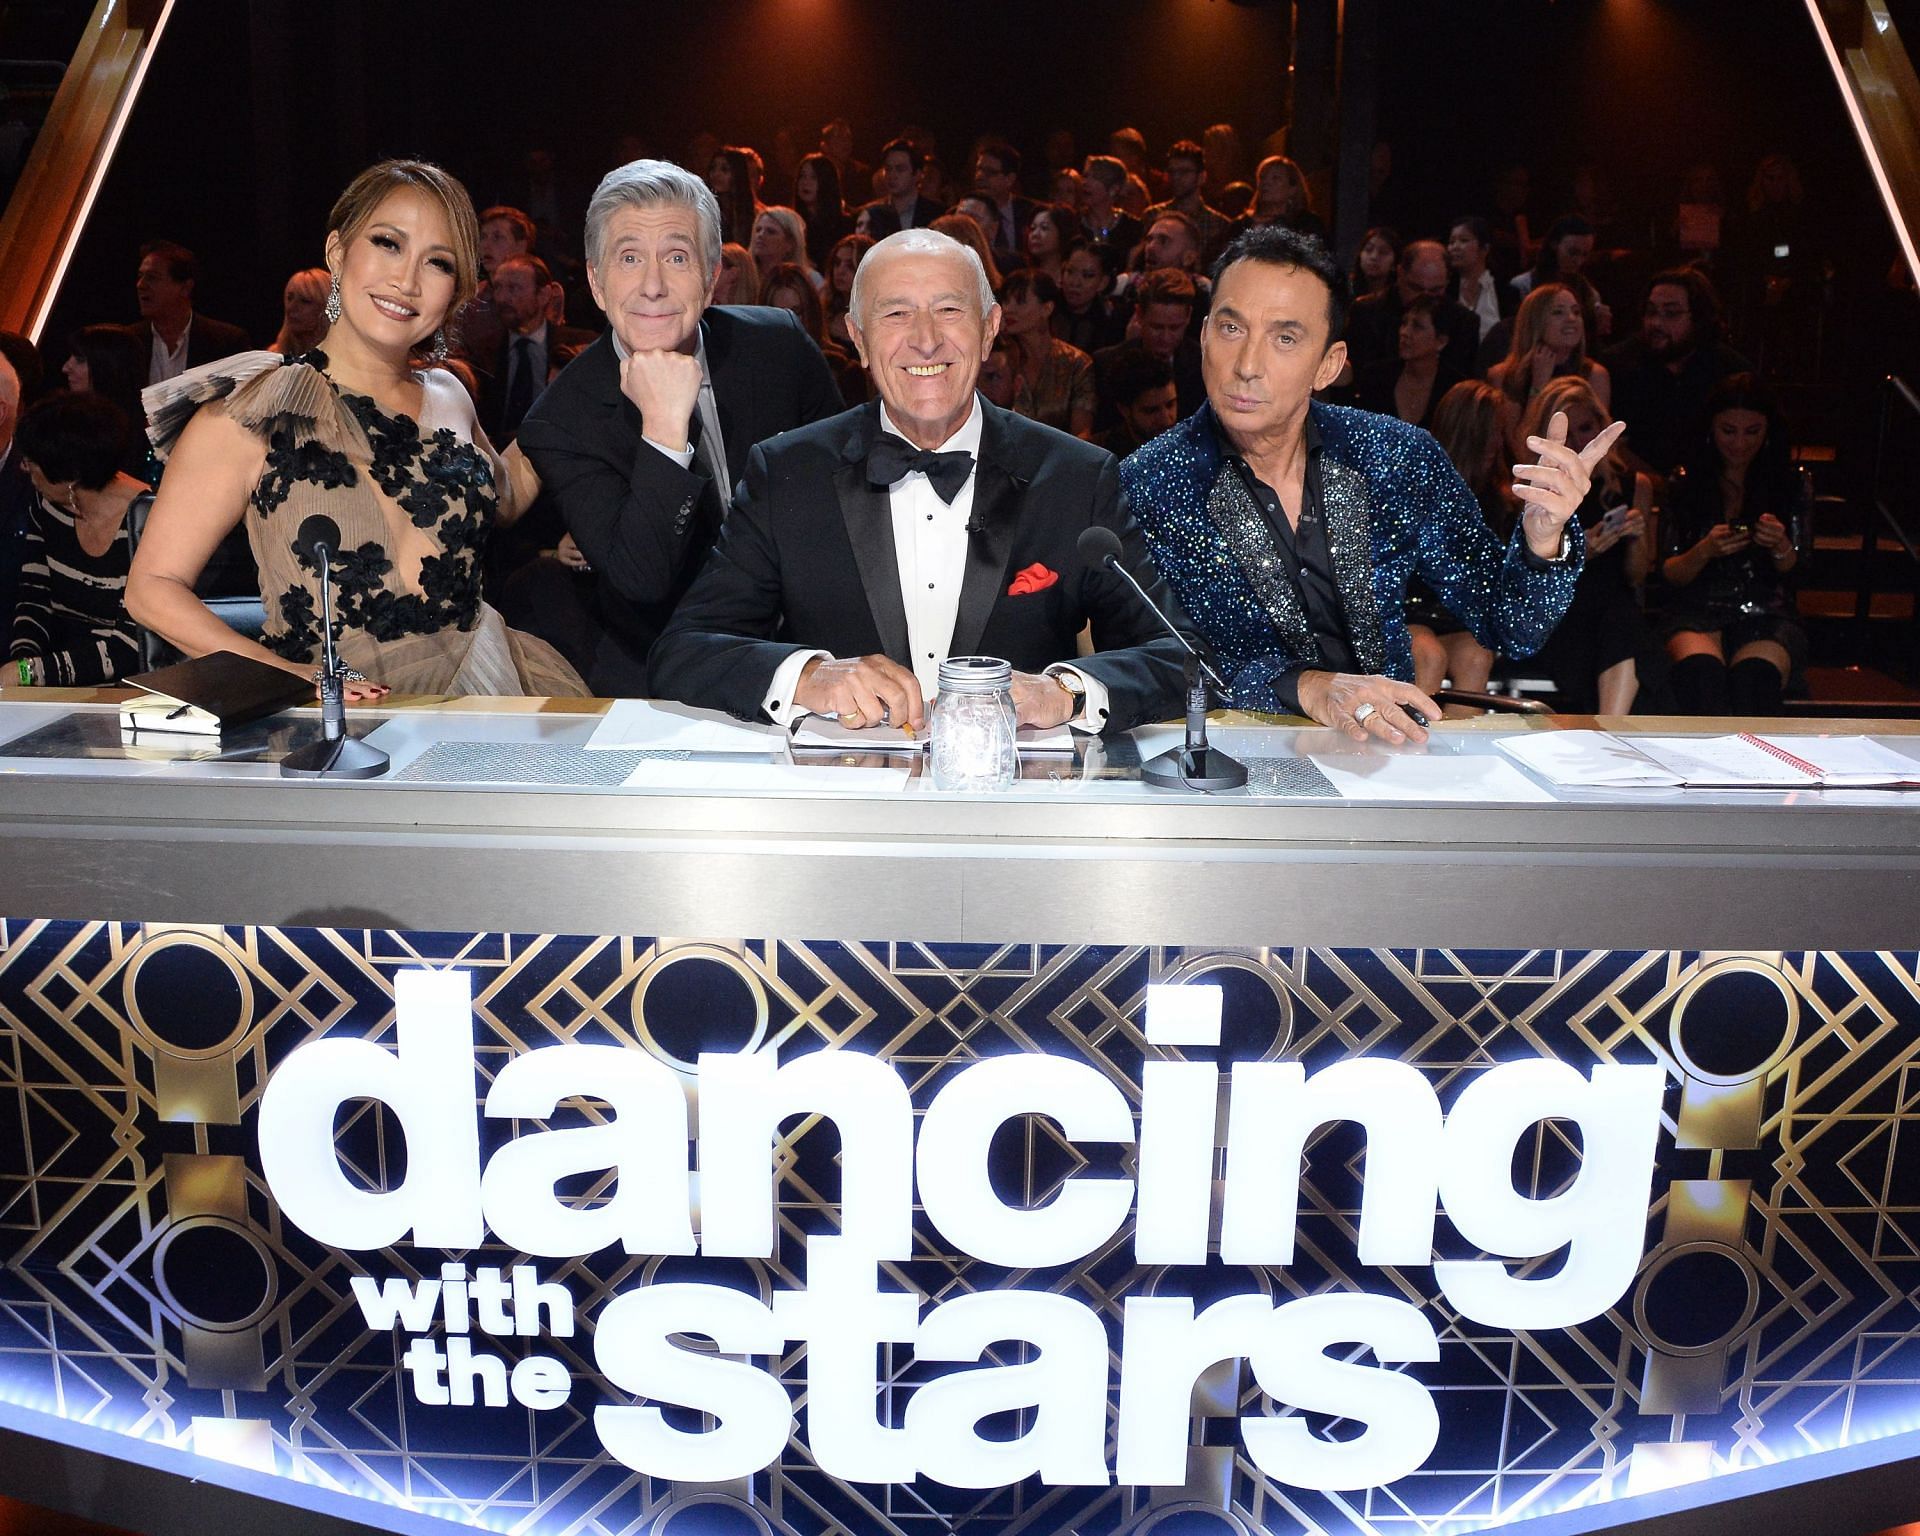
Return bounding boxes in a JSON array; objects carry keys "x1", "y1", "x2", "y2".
[
  {"x1": 858, "y1": 139, "x2": 946, "y2": 238},
  {"x1": 130, "y1": 241, "x2": 250, "y2": 384},
  {"x1": 477, "y1": 253, "x2": 595, "y2": 445},
  {"x1": 973, "y1": 141, "x2": 1037, "y2": 263},
  {"x1": 516, "y1": 160, "x2": 843, "y2": 695},
  {"x1": 649, "y1": 228, "x2": 1185, "y2": 735},
  {"x1": 1342, "y1": 239, "x2": 1479, "y2": 379}
]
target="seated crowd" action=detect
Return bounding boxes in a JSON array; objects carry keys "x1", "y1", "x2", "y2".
[{"x1": 0, "y1": 118, "x2": 1829, "y2": 723}]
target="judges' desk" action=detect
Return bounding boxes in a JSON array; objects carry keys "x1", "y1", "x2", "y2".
[{"x1": 2, "y1": 693, "x2": 1919, "y2": 1536}]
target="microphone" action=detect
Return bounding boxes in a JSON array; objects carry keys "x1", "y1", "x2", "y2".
[
  {"x1": 280, "y1": 513, "x2": 388, "y2": 779},
  {"x1": 1076, "y1": 525, "x2": 1229, "y2": 696},
  {"x1": 294, "y1": 514, "x2": 343, "y2": 567},
  {"x1": 1075, "y1": 524, "x2": 1245, "y2": 792}
]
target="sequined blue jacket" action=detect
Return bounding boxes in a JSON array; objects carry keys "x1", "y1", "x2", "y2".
[{"x1": 1119, "y1": 401, "x2": 1584, "y2": 713}]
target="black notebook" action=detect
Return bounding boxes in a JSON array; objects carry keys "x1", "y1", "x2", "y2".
[{"x1": 120, "y1": 651, "x2": 313, "y2": 736}]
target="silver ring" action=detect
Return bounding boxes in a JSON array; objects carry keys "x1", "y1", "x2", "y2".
[{"x1": 1353, "y1": 702, "x2": 1377, "y2": 724}]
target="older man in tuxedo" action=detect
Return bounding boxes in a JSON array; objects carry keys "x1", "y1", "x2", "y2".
[
  {"x1": 649, "y1": 228, "x2": 1184, "y2": 734},
  {"x1": 517, "y1": 160, "x2": 843, "y2": 694}
]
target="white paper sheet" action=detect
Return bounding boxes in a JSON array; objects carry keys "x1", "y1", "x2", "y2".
[
  {"x1": 1495, "y1": 730, "x2": 1684, "y2": 787},
  {"x1": 1311, "y1": 751, "x2": 1558, "y2": 802},
  {"x1": 585, "y1": 699, "x2": 783, "y2": 753},
  {"x1": 622, "y1": 759, "x2": 910, "y2": 792}
]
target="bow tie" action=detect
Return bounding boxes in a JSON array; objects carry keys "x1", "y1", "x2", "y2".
[{"x1": 866, "y1": 432, "x2": 975, "y2": 504}]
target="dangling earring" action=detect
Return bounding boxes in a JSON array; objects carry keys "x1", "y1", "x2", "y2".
[
  {"x1": 428, "y1": 328, "x2": 449, "y2": 363},
  {"x1": 324, "y1": 274, "x2": 342, "y2": 325}
]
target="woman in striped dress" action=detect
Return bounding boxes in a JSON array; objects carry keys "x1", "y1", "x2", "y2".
[{"x1": 11, "y1": 394, "x2": 146, "y2": 686}]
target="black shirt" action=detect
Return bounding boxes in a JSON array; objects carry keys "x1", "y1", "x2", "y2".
[{"x1": 1228, "y1": 418, "x2": 1355, "y2": 675}]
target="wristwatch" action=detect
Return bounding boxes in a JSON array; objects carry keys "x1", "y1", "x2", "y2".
[{"x1": 1051, "y1": 669, "x2": 1086, "y2": 720}]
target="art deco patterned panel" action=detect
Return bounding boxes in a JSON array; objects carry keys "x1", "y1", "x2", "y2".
[{"x1": 2, "y1": 921, "x2": 1917, "y2": 1535}]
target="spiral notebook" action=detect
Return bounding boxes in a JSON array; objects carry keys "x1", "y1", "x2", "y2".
[{"x1": 1497, "y1": 730, "x2": 1920, "y2": 789}]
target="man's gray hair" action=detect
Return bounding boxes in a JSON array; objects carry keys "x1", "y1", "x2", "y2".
[
  {"x1": 584, "y1": 159, "x2": 723, "y2": 274},
  {"x1": 849, "y1": 228, "x2": 996, "y2": 330}
]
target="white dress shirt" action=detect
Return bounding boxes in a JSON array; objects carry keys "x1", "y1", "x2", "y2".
[
  {"x1": 148, "y1": 318, "x2": 192, "y2": 384},
  {"x1": 1462, "y1": 269, "x2": 1502, "y2": 340},
  {"x1": 762, "y1": 398, "x2": 1107, "y2": 731}
]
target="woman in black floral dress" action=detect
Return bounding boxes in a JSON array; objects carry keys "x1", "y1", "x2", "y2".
[{"x1": 128, "y1": 159, "x2": 585, "y2": 698}]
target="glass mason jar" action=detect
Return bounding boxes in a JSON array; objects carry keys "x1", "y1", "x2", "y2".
[{"x1": 929, "y1": 655, "x2": 1019, "y2": 791}]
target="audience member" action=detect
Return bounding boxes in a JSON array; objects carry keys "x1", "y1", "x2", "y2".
[
  {"x1": 1145, "y1": 141, "x2": 1231, "y2": 263},
  {"x1": 1213, "y1": 180, "x2": 1255, "y2": 220},
  {"x1": 1353, "y1": 293, "x2": 1466, "y2": 430},
  {"x1": 0, "y1": 332, "x2": 44, "y2": 408},
  {"x1": 750, "y1": 205, "x2": 821, "y2": 289},
  {"x1": 1094, "y1": 267, "x2": 1203, "y2": 429},
  {"x1": 706, "y1": 146, "x2": 764, "y2": 247},
  {"x1": 11, "y1": 394, "x2": 146, "y2": 685},
  {"x1": 1093, "y1": 343, "x2": 1178, "y2": 457},
  {"x1": 818, "y1": 118, "x2": 869, "y2": 204},
  {"x1": 918, "y1": 154, "x2": 956, "y2": 211},
  {"x1": 760, "y1": 262, "x2": 863, "y2": 405},
  {"x1": 1079, "y1": 155, "x2": 1143, "y2": 257},
  {"x1": 515, "y1": 159, "x2": 841, "y2": 695},
  {"x1": 824, "y1": 231, "x2": 874, "y2": 347},
  {"x1": 478, "y1": 205, "x2": 536, "y2": 279},
  {"x1": 647, "y1": 226, "x2": 1186, "y2": 736},
  {"x1": 1510, "y1": 214, "x2": 1610, "y2": 339},
  {"x1": 1349, "y1": 226, "x2": 1398, "y2": 301},
  {"x1": 1406, "y1": 379, "x2": 1510, "y2": 694},
  {"x1": 1342, "y1": 239, "x2": 1479, "y2": 378},
  {"x1": 1518, "y1": 376, "x2": 1663, "y2": 713},
  {"x1": 1658, "y1": 372, "x2": 1805, "y2": 715},
  {"x1": 1053, "y1": 239, "x2": 1127, "y2": 354},
  {"x1": 1022, "y1": 203, "x2": 1078, "y2": 285},
  {"x1": 1139, "y1": 210, "x2": 1204, "y2": 277},
  {"x1": 0, "y1": 349, "x2": 32, "y2": 639},
  {"x1": 861, "y1": 138, "x2": 943, "y2": 237},
  {"x1": 479, "y1": 252, "x2": 596, "y2": 444},
  {"x1": 130, "y1": 158, "x2": 584, "y2": 698},
  {"x1": 1488, "y1": 162, "x2": 1536, "y2": 281},
  {"x1": 1445, "y1": 215, "x2": 1512, "y2": 342},
  {"x1": 791, "y1": 153, "x2": 851, "y2": 268},
  {"x1": 929, "y1": 212, "x2": 1003, "y2": 290},
  {"x1": 714, "y1": 242, "x2": 760, "y2": 306},
  {"x1": 977, "y1": 333, "x2": 1017, "y2": 410},
  {"x1": 1203, "y1": 122, "x2": 1246, "y2": 190},
  {"x1": 131, "y1": 240, "x2": 250, "y2": 385},
  {"x1": 998, "y1": 269, "x2": 1095, "y2": 439},
  {"x1": 974, "y1": 140, "x2": 1037, "y2": 259},
  {"x1": 1050, "y1": 165, "x2": 1085, "y2": 216},
  {"x1": 60, "y1": 324, "x2": 149, "y2": 476},
  {"x1": 1605, "y1": 268, "x2": 1749, "y2": 478},
  {"x1": 268, "y1": 267, "x2": 332, "y2": 356},
  {"x1": 1488, "y1": 284, "x2": 1611, "y2": 453},
  {"x1": 1245, "y1": 155, "x2": 1327, "y2": 242},
  {"x1": 1121, "y1": 224, "x2": 1614, "y2": 738},
  {"x1": 1107, "y1": 126, "x2": 1164, "y2": 201}
]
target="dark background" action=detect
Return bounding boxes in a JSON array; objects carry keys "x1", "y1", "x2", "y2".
[{"x1": 15, "y1": 0, "x2": 1912, "y2": 397}]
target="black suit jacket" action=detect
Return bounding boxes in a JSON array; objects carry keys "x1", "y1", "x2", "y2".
[
  {"x1": 648, "y1": 399, "x2": 1187, "y2": 733},
  {"x1": 860, "y1": 196, "x2": 948, "y2": 237},
  {"x1": 477, "y1": 321, "x2": 597, "y2": 444},
  {"x1": 130, "y1": 313, "x2": 252, "y2": 374},
  {"x1": 515, "y1": 305, "x2": 843, "y2": 695}
]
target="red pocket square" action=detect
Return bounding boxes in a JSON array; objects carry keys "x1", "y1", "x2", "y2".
[{"x1": 1007, "y1": 563, "x2": 1059, "y2": 596}]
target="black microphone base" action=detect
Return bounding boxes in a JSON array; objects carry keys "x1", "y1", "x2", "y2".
[
  {"x1": 1142, "y1": 743, "x2": 1248, "y2": 792},
  {"x1": 280, "y1": 734, "x2": 391, "y2": 779}
]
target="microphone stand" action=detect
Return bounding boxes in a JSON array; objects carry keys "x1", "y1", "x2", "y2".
[
  {"x1": 280, "y1": 542, "x2": 390, "y2": 779},
  {"x1": 1098, "y1": 556, "x2": 1247, "y2": 792}
]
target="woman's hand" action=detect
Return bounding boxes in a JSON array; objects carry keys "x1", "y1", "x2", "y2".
[
  {"x1": 1696, "y1": 522, "x2": 1752, "y2": 561},
  {"x1": 554, "y1": 531, "x2": 591, "y2": 572},
  {"x1": 1752, "y1": 513, "x2": 1792, "y2": 557}
]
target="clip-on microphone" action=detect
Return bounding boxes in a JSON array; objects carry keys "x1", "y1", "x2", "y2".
[
  {"x1": 280, "y1": 514, "x2": 391, "y2": 779},
  {"x1": 1076, "y1": 525, "x2": 1246, "y2": 791}
]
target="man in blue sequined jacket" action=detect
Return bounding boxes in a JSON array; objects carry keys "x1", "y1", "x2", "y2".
[{"x1": 1120, "y1": 225, "x2": 1622, "y2": 746}]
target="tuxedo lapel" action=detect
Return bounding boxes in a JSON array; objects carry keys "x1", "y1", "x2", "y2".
[
  {"x1": 1317, "y1": 454, "x2": 1387, "y2": 675},
  {"x1": 947, "y1": 404, "x2": 1023, "y2": 660},
  {"x1": 834, "y1": 408, "x2": 910, "y2": 665}
]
